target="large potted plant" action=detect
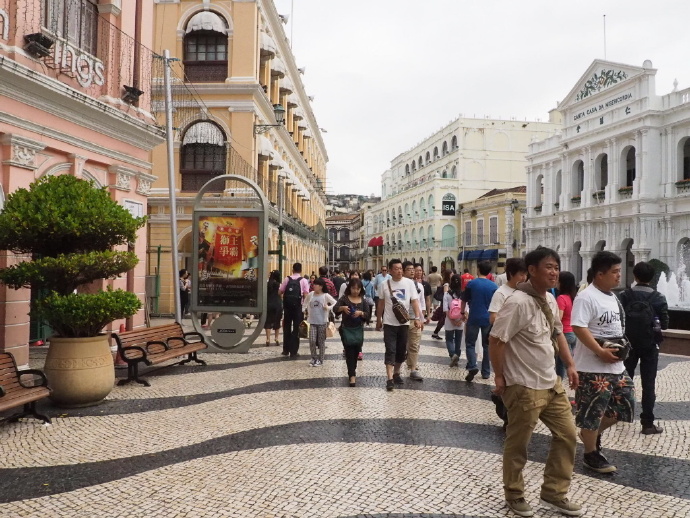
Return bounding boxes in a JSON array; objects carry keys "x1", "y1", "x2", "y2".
[{"x1": 0, "y1": 175, "x2": 143, "y2": 407}]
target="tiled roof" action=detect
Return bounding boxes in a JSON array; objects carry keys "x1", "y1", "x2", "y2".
[
  {"x1": 326, "y1": 212, "x2": 360, "y2": 222},
  {"x1": 478, "y1": 186, "x2": 526, "y2": 199}
]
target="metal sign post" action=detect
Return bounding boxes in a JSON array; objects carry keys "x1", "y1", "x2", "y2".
[{"x1": 191, "y1": 175, "x2": 268, "y2": 353}]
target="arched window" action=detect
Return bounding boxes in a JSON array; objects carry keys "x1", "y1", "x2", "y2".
[
  {"x1": 433, "y1": 147, "x2": 439, "y2": 160},
  {"x1": 442, "y1": 141, "x2": 448, "y2": 156},
  {"x1": 441, "y1": 224, "x2": 455, "y2": 248},
  {"x1": 572, "y1": 160, "x2": 584, "y2": 195},
  {"x1": 386, "y1": 210, "x2": 390, "y2": 226},
  {"x1": 428, "y1": 224, "x2": 434, "y2": 245},
  {"x1": 451, "y1": 135, "x2": 458, "y2": 150},
  {"x1": 595, "y1": 153, "x2": 608, "y2": 191},
  {"x1": 420, "y1": 197, "x2": 426, "y2": 217},
  {"x1": 404, "y1": 230, "x2": 409, "y2": 245},
  {"x1": 442, "y1": 170, "x2": 448, "y2": 179},
  {"x1": 451, "y1": 166, "x2": 457, "y2": 179},
  {"x1": 428, "y1": 194, "x2": 435, "y2": 212},
  {"x1": 678, "y1": 138, "x2": 690, "y2": 181},
  {"x1": 405, "y1": 164, "x2": 410, "y2": 175},
  {"x1": 411, "y1": 161, "x2": 416, "y2": 172},
  {"x1": 555, "y1": 170, "x2": 562, "y2": 207},
  {"x1": 419, "y1": 226, "x2": 425, "y2": 246},
  {"x1": 411, "y1": 228, "x2": 417, "y2": 247},
  {"x1": 397, "y1": 231, "x2": 402, "y2": 249},
  {"x1": 625, "y1": 147, "x2": 636, "y2": 187},
  {"x1": 418, "y1": 156, "x2": 423, "y2": 169},
  {"x1": 404, "y1": 203, "x2": 410, "y2": 222},
  {"x1": 425, "y1": 151, "x2": 431, "y2": 164},
  {"x1": 183, "y1": 11, "x2": 229, "y2": 82},
  {"x1": 181, "y1": 121, "x2": 227, "y2": 192},
  {"x1": 535, "y1": 174, "x2": 544, "y2": 207},
  {"x1": 411, "y1": 201, "x2": 417, "y2": 220},
  {"x1": 340, "y1": 229, "x2": 350, "y2": 241}
]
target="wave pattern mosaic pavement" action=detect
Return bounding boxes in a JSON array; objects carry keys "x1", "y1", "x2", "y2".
[{"x1": 1, "y1": 325, "x2": 689, "y2": 518}]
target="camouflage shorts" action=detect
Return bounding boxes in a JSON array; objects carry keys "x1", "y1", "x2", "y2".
[{"x1": 575, "y1": 371, "x2": 635, "y2": 430}]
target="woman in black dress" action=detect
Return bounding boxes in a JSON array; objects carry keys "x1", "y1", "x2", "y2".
[{"x1": 264, "y1": 270, "x2": 283, "y2": 346}]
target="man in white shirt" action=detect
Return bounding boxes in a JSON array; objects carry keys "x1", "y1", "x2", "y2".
[
  {"x1": 572, "y1": 251, "x2": 635, "y2": 475},
  {"x1": 372, "y1": 265, "x2": 391, "y2": 310},
  {"x1": 376, "y1": 259, "x2": 423, "y2": 391}
]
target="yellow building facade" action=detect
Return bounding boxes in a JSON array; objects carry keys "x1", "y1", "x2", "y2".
[
  {"x1": 456, "y1": 187, "x2": 526, "y2": 275},
  {"x1": 149, "y1": 0, "x2": 328, "y2": 314}
]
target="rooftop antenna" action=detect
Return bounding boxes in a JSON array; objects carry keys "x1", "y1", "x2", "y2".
[{"x1": 603, "y1": 14, "x2": 607, "y2": 59}]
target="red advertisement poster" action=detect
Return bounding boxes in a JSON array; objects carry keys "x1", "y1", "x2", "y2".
[{"x1": 196, "y1": 214, "x2": 261, "y2": 309}]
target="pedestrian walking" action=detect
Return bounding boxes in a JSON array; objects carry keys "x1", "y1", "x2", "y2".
[
  {"x1": 487, "y1": 258, "x2": 528, "y2": 428},
  {"x1": 279, "y1": 262, "x2": 310, "y2": 357},
  {"x1": 403, "y1": 261, "x2": 425, "y2": 381},
  {"x1": 555, "y1": 271, "x2": 578, "y2": 380},
  {"x1": 334, "y1": 278, "x2": 370, "y2": 386},
  {"x1": 461, "y1": 260, "x2": 497, "y2": 381},
  {"x1": 489, "y1": 247, "x2": 582, "y2": 517},
  {"x1": 431, "y1": 269, "x2": 452, "y2": 339},
  {"x1": 179, "y1": 269, "x2": 190, "y2": 317},
  {"x1": 361, "y1": 271, "x2": 376, "y2": 326},
  {"x1": 303, "y1": 278, "x2": 336, "y2": 367},
  {"x1": 427, "y1": 266, "x2": 443, "y2": 309},
  {"x1": 618, "y1": 261, "x2": 668, "y2": 435},
  {"x1": 572, "y1": 251, "x2": 636, "y2": 474},
  {"x1": 460, "y1": 268, "x2": 474, "y2": 291},
  {"x1": 372, "y1": 265, "x2": 391, "y2": 310},
  {"x1": 415, "y1": 264, "x2": 432, "y2": 324},
  {"x1": 264, "y1": 270, "x2": 283, "y2": 347},
  {"x1": 444, "y1": 273, "x2": 464, "y2": 367},
  {"x1": 318, "y1": 266, "x2": 338, "y2": 297},
  {"x1": 376, "y1": 259, "x2": 423, "y2": 391}
]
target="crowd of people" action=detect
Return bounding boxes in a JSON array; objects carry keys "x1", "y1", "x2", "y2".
[{"x1": 250, "y1": 250, "x2": 669, "y2": 517}]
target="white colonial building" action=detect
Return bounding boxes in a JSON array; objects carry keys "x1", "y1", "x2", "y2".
[
  {"x1": 526, "y1": 59, "x2": 690, "y2": 286},
  {"x1": 363, "y1": 116, "x2": 560, "y2": 272}
]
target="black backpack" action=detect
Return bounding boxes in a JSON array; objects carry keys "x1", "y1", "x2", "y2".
[
  {"x1": 623, "y1": 288, "x2": 656, "y2": 349},
  {"x1": 283, "y1": 276, "x2": 302, "y2": 307}
]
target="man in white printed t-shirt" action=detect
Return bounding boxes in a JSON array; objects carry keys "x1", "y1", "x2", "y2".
[
  {"x1": 572, "y1": 251, "x2": 635, "y2": 475},
  {"x1": 376, "y1": 258, "x2": 423, "y2": 392}
]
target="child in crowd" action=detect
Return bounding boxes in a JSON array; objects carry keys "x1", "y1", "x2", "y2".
[{"x1": 303, "y1": 278, "x2": 336, "y2": 366}]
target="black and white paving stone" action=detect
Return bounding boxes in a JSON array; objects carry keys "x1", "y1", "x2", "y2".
[{"x1": 0, "y1": 325, "x2": 688, "y2": 517}]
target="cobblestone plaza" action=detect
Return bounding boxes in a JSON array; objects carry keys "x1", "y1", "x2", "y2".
[{"x1": 1, "y1": 325, "x2": 688, "y2": 518}]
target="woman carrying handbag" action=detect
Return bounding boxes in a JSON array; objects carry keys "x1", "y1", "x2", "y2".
[{"x1": 334, "y1": 278, "x2": 370, "y2": 387}]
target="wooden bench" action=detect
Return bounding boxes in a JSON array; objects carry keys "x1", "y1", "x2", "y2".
[
  {"x1": 0, "y1": 352, "x2": 51, "y2": 424},
  {"x1": 113, "y1": 323, "x2": 207, "y2": 387}
]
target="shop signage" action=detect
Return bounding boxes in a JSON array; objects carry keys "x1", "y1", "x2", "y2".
[
  {"x1": 442, "y1": 200, "x2": 456, "y2": 216},
  {"x1": 47, "y1": 41, "x2": 106, "y2": 88},
  {"x1": 573, "y1": 92, "x2": 633, "y2": 122}
]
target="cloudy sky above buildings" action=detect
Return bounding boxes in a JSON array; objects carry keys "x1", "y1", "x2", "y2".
[{"x1": 273, "y1": 0, "x2": 690, "y2": 197}]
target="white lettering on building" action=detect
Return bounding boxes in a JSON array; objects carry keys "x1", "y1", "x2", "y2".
[
  {"x1": 573, "y1": 92, "x2": 633, "y2": 122},
  {"x1": 50, "y1": 40, "x2": 106, "y2": 88},
  {"x1": 0, "y1": 9, "x2": 9, "y2": 41}
]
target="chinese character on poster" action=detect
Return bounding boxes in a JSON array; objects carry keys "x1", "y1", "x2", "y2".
[{"x1": 197, "y1": 215, "x2": 260, "y2": 308}]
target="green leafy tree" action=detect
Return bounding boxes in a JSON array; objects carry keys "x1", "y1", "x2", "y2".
[{"x1": 0, "y1": 175, "x2": 145, "y2": 337}]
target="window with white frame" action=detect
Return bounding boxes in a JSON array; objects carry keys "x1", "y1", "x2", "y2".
[
  {"x1": 464, "y1": 221, "x2": 472, "y2": 246},
  {"x1": 489, "y1": 216, "x2": 498, "y2": 244},
  {"x1": 477, "y1": 219, "x2": 484, "y2": 246},
  {"x1": 43, "y1": 0, "x2": 99, "y2": 55}
]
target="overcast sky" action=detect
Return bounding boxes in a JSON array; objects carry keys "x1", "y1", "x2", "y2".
[{"x1": 273, "y1": 0, "x2": 690, "y2": 197}]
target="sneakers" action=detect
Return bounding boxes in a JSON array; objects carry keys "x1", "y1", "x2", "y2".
[
  {"x1": 410, "y1": 370, "x2": 423, "y2": 381},
  {"x1": 393, "y1": 373, "x2": 404, "y2": 385},
  {"x1": 309, "y1": 359, "x2": 317, "y2": 367},
  {"x1": 505, "y1": 498, "x2": 534, "y2": 517},
  {"x1": 431, "y1": 334, "x2": 442, "y2": 340},
  {"x1": 539, "y1": 498, "x2": 583, "y2": 516},
  {"x1": 450, "y1": 354, "x2": 459, "y2": 367},
  {"x1": 641, "y1": 423, "x2": 664, "y2": 434},
  {"x1": 583, "y1": 451, "x2": 616, "y2": 473},
  {"x1": 386, "y1": 379, "x2": 394, "y2": 391},
  {"x1": 314, "y1": 359, "x2": 323, "y2": 367},
  {"x1": 465, "y1": 368, "x2": 479, "y2": 382}
]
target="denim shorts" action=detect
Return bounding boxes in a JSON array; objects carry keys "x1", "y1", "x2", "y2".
[{"x1": 575, "y1": 371, "x2": 635, "y2": 430}]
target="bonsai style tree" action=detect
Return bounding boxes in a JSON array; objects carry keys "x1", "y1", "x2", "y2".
[{"x1": 0, "y1": 175, "x2": 143, "y2": 337}]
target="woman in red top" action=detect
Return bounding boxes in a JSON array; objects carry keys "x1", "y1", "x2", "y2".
[{"x1": 555, "y1": 271, "x2": 578, "y2": 379}]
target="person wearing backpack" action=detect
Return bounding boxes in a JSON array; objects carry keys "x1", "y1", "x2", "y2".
[
  {"x1": 279, "y1": 262, "x2": 310, "y2": 357},
  {"x1": 618, "y1": 261, "x2": 669, "y2": 435},
  {"x1": 444, "y1": 274, "x2": 465, "y2": 367}
]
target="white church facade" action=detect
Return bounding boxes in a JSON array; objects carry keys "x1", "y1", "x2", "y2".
[{"x1": 525, "y1": 59, "x2": 690, "y2": 286}]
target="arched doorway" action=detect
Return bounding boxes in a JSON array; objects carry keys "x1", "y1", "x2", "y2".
[
  {"x1": 572, "y1": 241, "x2": 582, "y2": 283},
  {"x1": 441, "y1": 256, "x2": 455, "y2": 272}
]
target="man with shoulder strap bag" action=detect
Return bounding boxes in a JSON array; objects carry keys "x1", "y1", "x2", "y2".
[
  {"x1": 618, "y1": 261, "x2": 668, "y2": 435},
  {"x1": 376, "y1": 259, "x2": 423, "y2": 392},
  {"x1": 489, "y1": 248, "x2": 582, "y2": 517},
  {"x1": 279, "y1": 262, "x2": 310, "y2": 358}
]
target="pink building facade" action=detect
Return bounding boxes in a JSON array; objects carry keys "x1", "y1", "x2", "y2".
[{"x1": 0, "y1": 0, "x2": 164, "y2": 366}]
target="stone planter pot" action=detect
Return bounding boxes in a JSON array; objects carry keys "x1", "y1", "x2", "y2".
[{"x1": 44, "y1": 335, "x2": 115, "y2": 407}]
